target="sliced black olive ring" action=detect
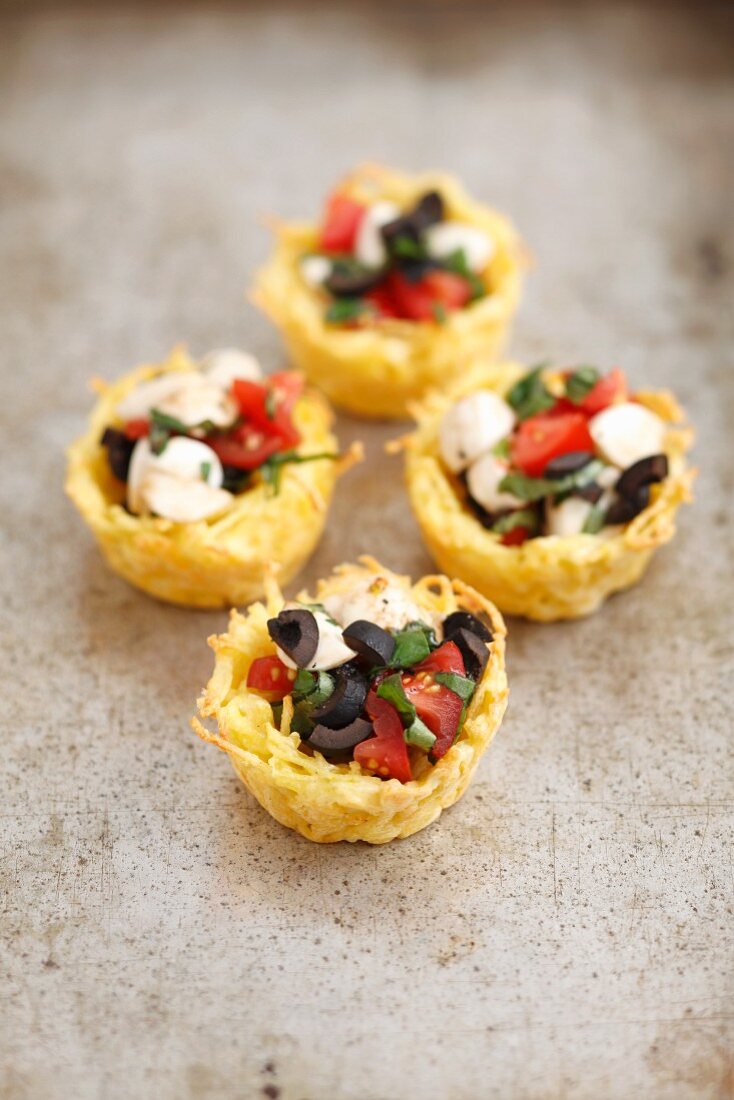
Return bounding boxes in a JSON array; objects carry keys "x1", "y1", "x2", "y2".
[{"x1": 267, "y1": 609, "x2": 320, "y2": 668}]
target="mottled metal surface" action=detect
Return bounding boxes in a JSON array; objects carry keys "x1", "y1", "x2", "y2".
[{"x1": 1, "y1": 3, "x2": 733, "y2": 1098}]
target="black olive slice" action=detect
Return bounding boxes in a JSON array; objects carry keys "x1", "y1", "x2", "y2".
[
  {"x1": 101, "y1": 427, "x2": 135, "y2": 482},
  {"x1": 381, "y1": 190, "x2": 445, "y2": 252},
  {"x1": 450, "y1": 627, "x2": 490, "y2": 681},
  {"x1": 308, "y1": 717, "x2": 374, "y2": 758},
  {"x1": 411, "y1": 190, "x2": 445, "y2": 231},
  {"x1": 616, "y1": 454, "x2": 668, "y2": 500},
  {"x1": 311, "y1": 668, "x2": 369, "y2": 730},
  {"x1": 325, "y1": 268, "x2": 386, "y2": 297},
  {"x1": 442, "y1": 611, "x2": 493, "y2": 645},
  {"x1": 605, "y1": 485, "x2": 651, "y2": 525},
  {"x1": 267, "y1": 609, "x2": 319, "y2": 668},
  {"x1": 342, "y1": 621, "x2": 396, "y2": 667},
  {"x1": 544, "y1": 451, "x2": 596, "y2": 478}
]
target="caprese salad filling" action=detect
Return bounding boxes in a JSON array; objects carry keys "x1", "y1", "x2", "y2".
[
  {"x1": 100, "y1": 350, "x2": 336, "y2": 523},
  {"x1": 439, "y1": 366, "x2": 671, "y2": 544},
  {"x1": 300, "y1": 188, "x2": 494, "y2": 326},
  {"x1": 246, "y1": 573, "x2": 492, "y2": 783}
]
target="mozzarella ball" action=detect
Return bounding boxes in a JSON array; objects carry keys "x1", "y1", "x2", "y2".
[
  {"x1": 425, "y1": 221, "x2": 495, "y2": 273},
  {"x1": 201, "y1": 348, "x2": 263, "y2": 387},
  {"x1": 322, "y1": 575, "x2": 434, "y2": 633},
  {"x1": 153, "y1": 375, "x2": 238, "y2": 430},
  {"x1": 545, "y1": 497, "x2": 594, "y2": 538},
  {"x1": 439, "y1": 390, "x2": 516, "y2": 473},
  {"x1": 137, "y1": 472, "x2": 234, "y2": 524},
  {"x1": 116, "y1": 373, "x2": 192, "y2": 421},
  {"x1": 127, "y1": 437, "x2": 227, "y2": 520},
  {"x1": 354, "y1": 201, "x2": 400, "y2": 269},
  {"x1": 466, "y1": 453, "x2": 524, "y2": 514},
  {"x1": 589, "y1": 402, "x2": 666, "y2": 469}
]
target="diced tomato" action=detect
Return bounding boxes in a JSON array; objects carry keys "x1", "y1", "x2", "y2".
[
  {"x1": 501, "y1": 526, "x2": 530, "y2": 547},
  {"x1": 415, "y1": 641, "x2": 466, "y2": 676},
  {"x1": 510, "y1": 411, "x2": 595, "y2": 478},
  {"x1": 124, "y1": 418, "x2": 150, "y2": 440},
  {"x1": 365, "y1": 284, "x2": 401, "y2": 320},
  {"x1": 246, "y1": 655, "x2": 295, "y2": 701},
  {"x1": 231, "y1": 375, "x2": 302, "y2": 450},
  {"x1": 402, "y1": 675, "x2": 465, "y2": 760},
  {"x1": 319, "y1": 192, "x2": 366, "y2": 253},
  {"x1": 579, "y1": 368, "x2": 627, "y2": 416},
  {"x1": 423, "y1": 270, "x2": 473, "y2": 310},
  {"x1": 387, "y1": 270, "x2": 472, "y2": 321},
  {"x1": 356, "y1": 691, "x2": 412, "y2": 783},
  {"x1": 207, "y1": 424, "x2": 283, "y2": 470}
]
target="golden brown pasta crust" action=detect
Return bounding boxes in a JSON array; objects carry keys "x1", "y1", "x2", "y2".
[
  {"x1": 252, "y1": 164, "x2": 527, "y2": 419},
  {"x1": 66, "y1": 346, "x2": 351, "y2": 608},
  {"x1": 403, "y1": 362, "x2": 696, "y2": 621},
  {"x1": 192, "y1": 558, "x2": 509, "y2": 843}
]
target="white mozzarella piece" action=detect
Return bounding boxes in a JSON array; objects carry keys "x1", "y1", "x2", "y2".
[
  {"x1": 154, "y1": 375, "x2": 238, "y2": 430},
  {"x1": 147, "y1": 436, "x2": 224, "y2": 488},
  {"x1": 126, "y1": 437, "x2": 228, "y2": 521},
  {"x1": 299, "y1": 255, "x2": 333, "y2": 288},
  {"x1": 116, "y1": 373, "x2": 191, "y2": 421},
  {"x1": 466, "y1": 453, "x2": 524, "y2": 513},
  {"x1": 354, "y1": 201, "x2": 400, "y2": 269},
  {"x1": 545, "y1": 497, "x2": 593, "y2": 538},
  {"x1": 322, "y1": 575, "x2": 433, "y2": 633},
  {"x1": 589, "y1": 402, "x2": 666, "y2": 469},
  {"x1": 439, "y1": 390, "x2": 516, "y2": 473},
  {"x1": 425, "y1": 221, "x2": 495, "y2": 273},
  {"x1": 276, "y1": 610, "x2": 356, "y2": 672},
  {"x1": 126, "y1": 438, "x2": 155, "y2": 515},
  {"x1": 138, "y1": 471, "x2": 233, "y2": 523},
  {"x1": 116, "y1": 371, "x2": 238, "y2": 430},
  {"x1": 201, "y1": 348, "x2": 263, "y2": 387}
]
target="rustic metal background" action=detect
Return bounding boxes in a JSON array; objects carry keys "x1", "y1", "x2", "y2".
[{"x1": 1, "y1": 2, "x2": 732, "y2": 1097}]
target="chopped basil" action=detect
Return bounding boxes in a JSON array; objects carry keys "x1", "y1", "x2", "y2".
[
  {"x1": 389, "y1": 623, "x2": 435, "y2": 669},
  {"x1": 505, "y1": 364, "x2": 555, "y2": 421},
  {"x1": 376, "y1": 674, "x2": 437, "y2": 752},
  {"x1": 391, "y1": 234, "x2": 426, "y2": 261},
  {"x1": 581, "y1": 504, "x2": 607, "y2": 534},
  {"x1": 566, "y1": 365, "x2": 600, "y2": 403},
  {"x1": 148, "y1": 408, "x2": 219, "y2": 455},
  {"x1": 441, "y1": 248, "x2": 486, "y2": 301},
  {"x1": 434, "y1": 672, "x2": 476, "y2": 704},
  {"x1": 271, "y1": 701, "x2": 284, "y2": 727},
  {"x1": 290, "y1": 700, "x2": 316, "y2": 737},
  {"x1": 432, "y1": 302, "x2": 447, "y2": 325},
  {"x1": 200, "y1": 461, "x2": 212, "y2": 481},
  {"x1": 259, "y1": 450, "x2": 339, "y2": 495},
  {"x1": 404, "y1": 716, "x2": 437, "y2": 751},
  {"x1": 491, "y1": 508, "x2": 539, "y2": 535},
  {"x1": 293, "y1": 669, "x2": 316, "y2": 696},
  {"x1": 492, "y1": 437, "x2": 511, "y2": 459},
  {"x1": 377, "y1": 673, "x2": 416, "y2": 724},
  {"x1": 499, "y1": 459, "x2": 605, "y2": 503},
  {"x1": 325, "y1": 297, "x2": 369, "y2": 325},
  {"x1": 264, "y1": 389, "x2": 277, "y2": 420}
]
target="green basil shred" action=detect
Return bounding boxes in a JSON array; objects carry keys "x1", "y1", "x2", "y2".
[{"x1": 505, "y1": 364, "x2": 555, "y2": 421}]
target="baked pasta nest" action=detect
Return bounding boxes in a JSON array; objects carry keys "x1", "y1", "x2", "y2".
[
  {"x1": 402, "y1": 362, "x2": 696, "y2": 621},
  {"x1": 252, "y1": 163, "x2": 527, "y2": 419},
  {"x1": 192, "y1": 558, "x2": 508, "y2": 844},
  {"x1": 66, "y1": 346, "x2": 357, "y2": 608}
]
